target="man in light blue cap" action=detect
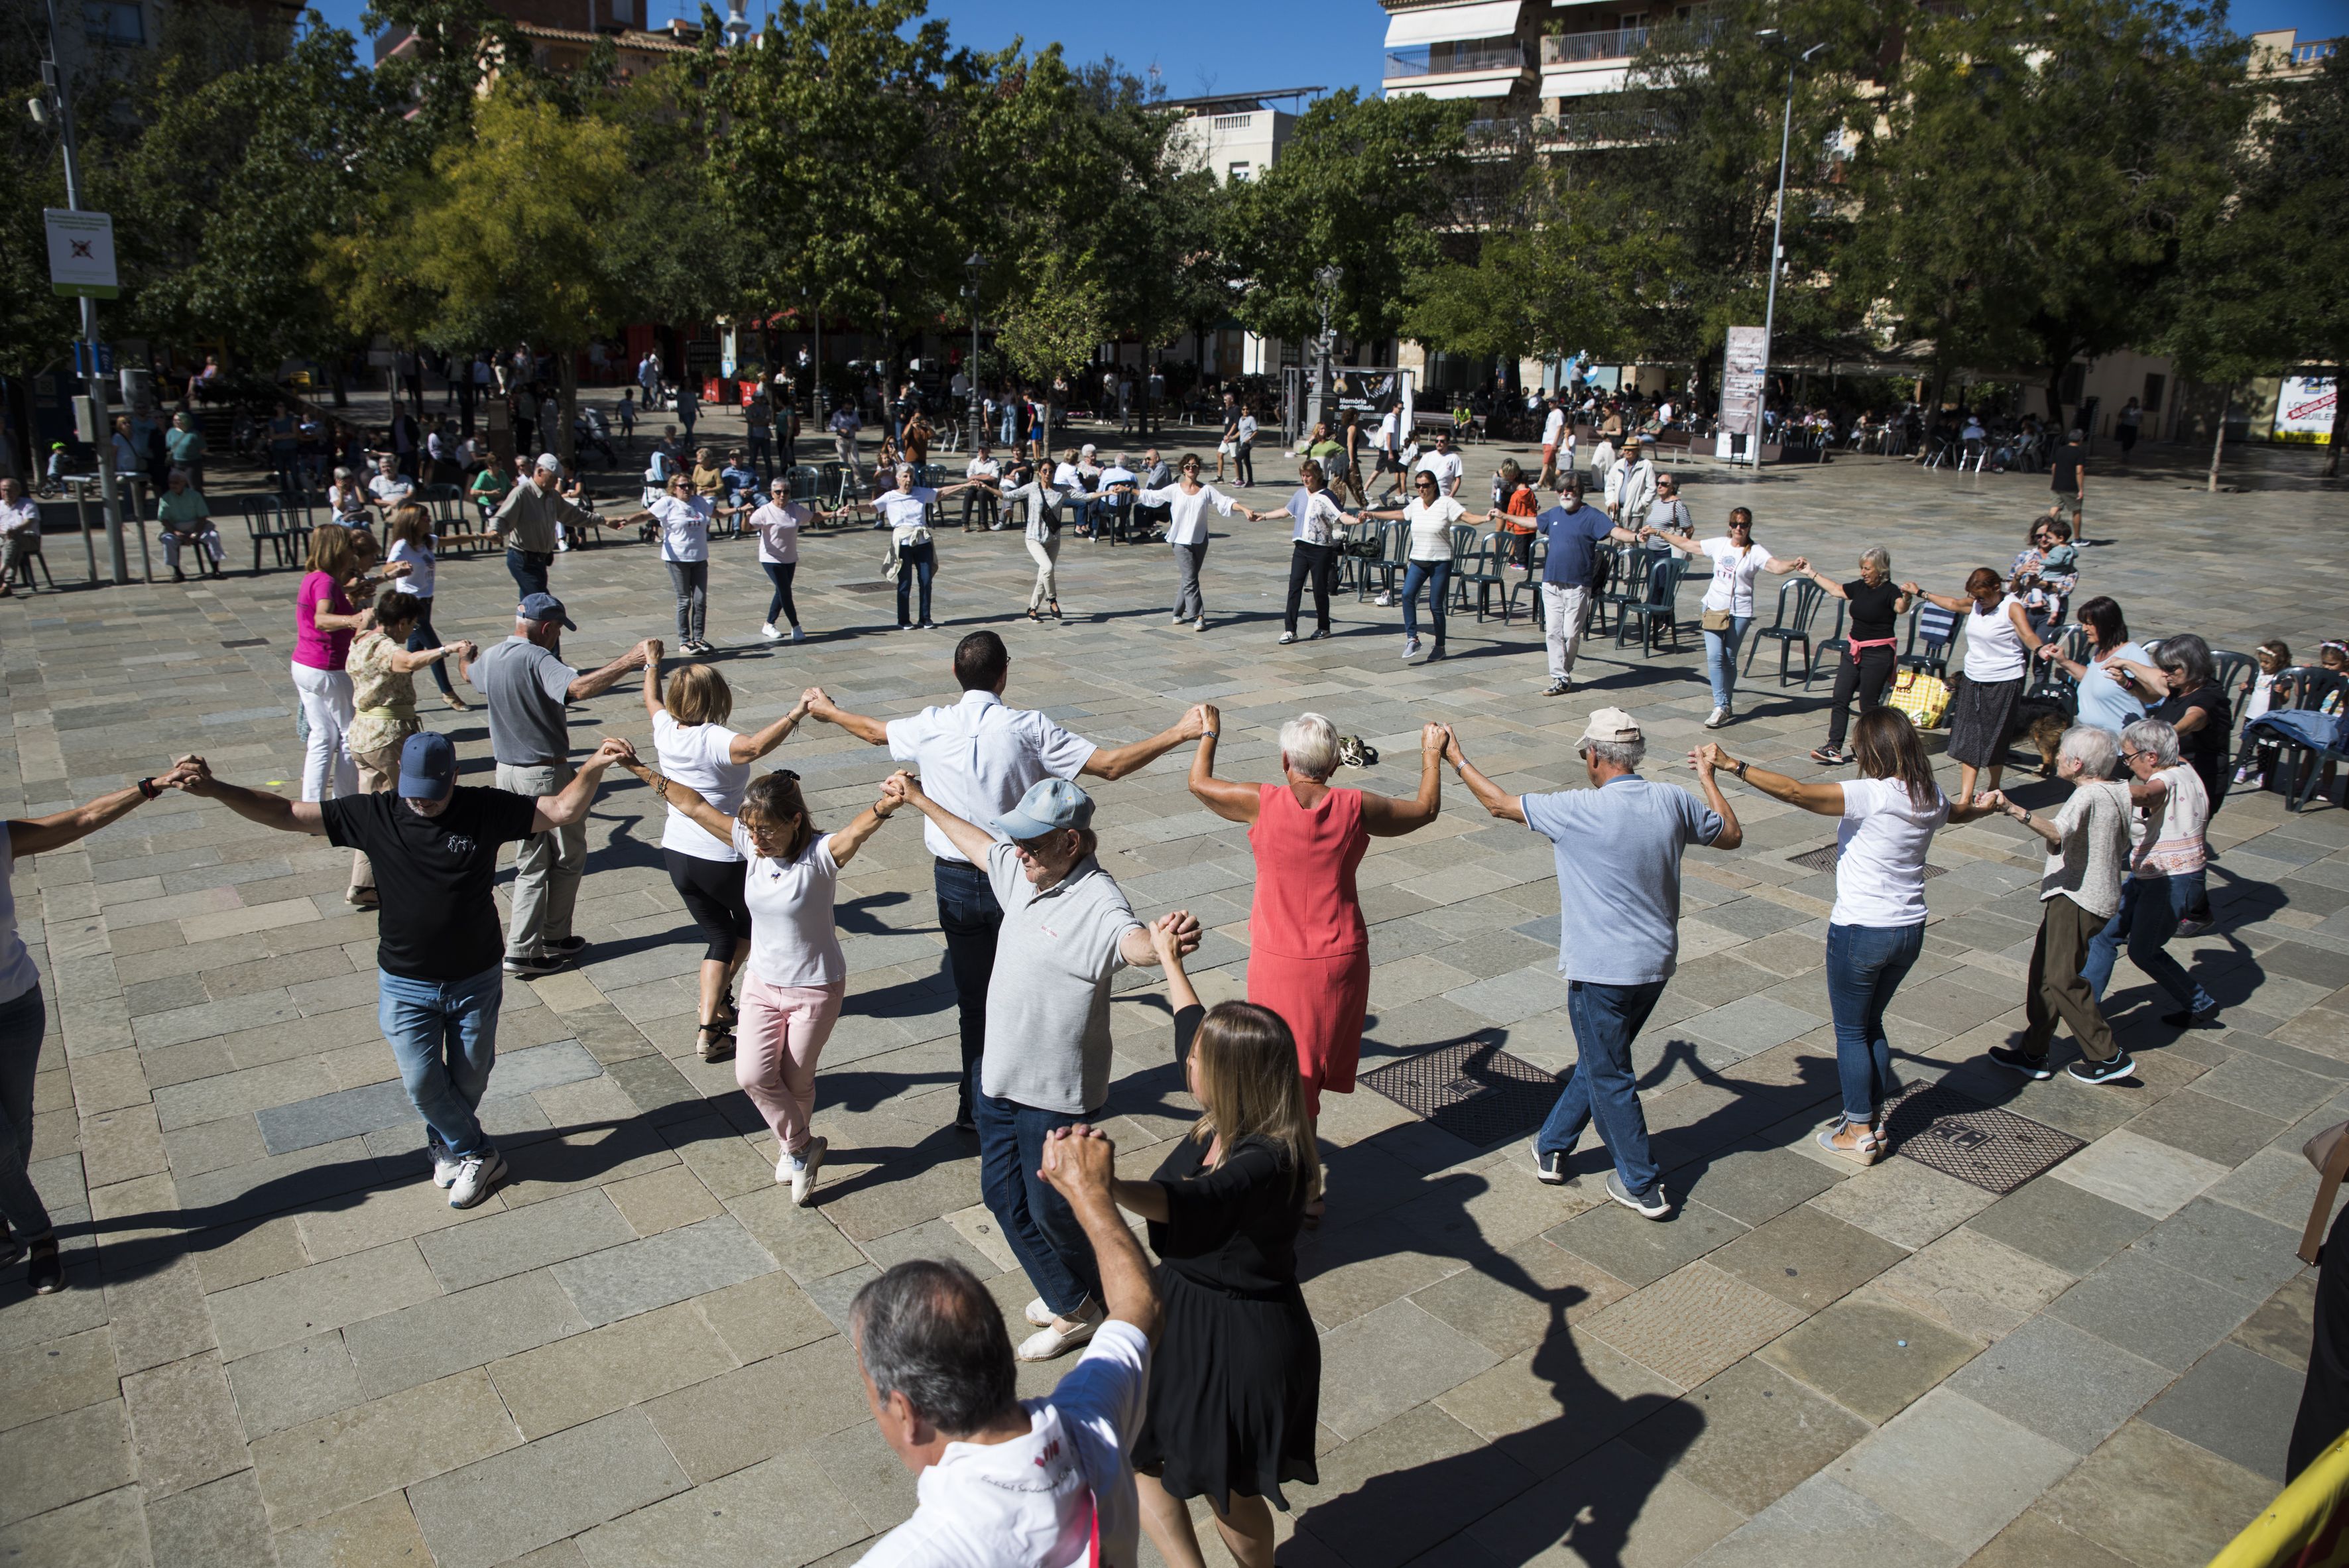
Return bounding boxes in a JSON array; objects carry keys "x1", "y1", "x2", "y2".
[{"x1": 882, "y1": 768, "x2": 1200, "y2": 1362}]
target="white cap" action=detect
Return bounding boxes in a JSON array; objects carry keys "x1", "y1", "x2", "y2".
[
  {"x1": 1577, "y1": 707, "x2": 1642, "y2": 747},
  {"x1": 534, "y1": 453, "x2": 563, "y2": 475}
]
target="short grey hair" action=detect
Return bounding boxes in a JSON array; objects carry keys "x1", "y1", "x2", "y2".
[
  {"x1": 332, "y1": 466, "x2": 353, "y2": 484},
  {"x1": 2121, "y1": 718, "x2": 2181, "y2": 768},
  {"x1": 1580, "y1": 736, "x2": 1648, "y2": 772},
  {"x1": 1860, "y1": 546, "x2": 1891, "y2": 575},
  {"x1": 2058, "y1": 724, "x2": 2119, "y2": 778},
  {"x1": 849, "y1": 1260, "x2": 1015, "y2": 1437},
  {"x1": 1280, "y1": 713, "x2": 1339, "y2": 781}
]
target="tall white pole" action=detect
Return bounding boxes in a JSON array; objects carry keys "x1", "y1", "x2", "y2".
[{"x1": 1754, "y1": 62, "x2": 1794, "y2": 470}]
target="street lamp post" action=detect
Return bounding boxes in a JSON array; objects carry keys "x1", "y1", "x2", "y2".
[
  {"x1": 1307, "y1": 263, "x2": 1340, "y2": 444},
  {"x1": 1750, "y1": 31, "x2": 1825, "y2": 469},
  {"x1": 964, "y1": 252, "x2": 985, "y2": 453}
]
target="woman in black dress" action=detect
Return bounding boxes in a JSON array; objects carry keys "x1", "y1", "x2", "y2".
[
  {"x1": 1803, "y1": 546, "x2": 1913, "y2": 766},
  {"x1": 1111, "y1": 919, "x2": 1319, "y2": 1568}
]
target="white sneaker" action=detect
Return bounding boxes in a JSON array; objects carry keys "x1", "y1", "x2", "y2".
[
  {"x1": 760, "y1": 622, "x2": 781, "y2": 640},
  {"x1": 1024, "y1": 1297, "x2": 1055, "y2": 1327},
  {"x1": 431, "y1": 1152, "x2": 460, "y2": 1189},
  {"x1": 1193, "y1": 617, "x2": 1207, "y2": 633},
  {"x1": 1278, "y1": 631, "x2": 1296, "y2": 645},
  {"x1": 1704, "y1": 705, "x2": 1730, "y2": 729},
  {"x1": 1016, "y1": 1298, "x2": 1105, "y2": 1362},
  {"x1": 447, "y1": 1150, "x2": 507, "y2": 1210},
  {"x1": 1402, "y1": 636, "x2": 1420, "y2": 660},
  {"x1": 1374, "y1": 593, "x2": 1396, "y2": 607},
  {"x1": 779, "y1": 1136, "x2": 827, "y2": 1206}
]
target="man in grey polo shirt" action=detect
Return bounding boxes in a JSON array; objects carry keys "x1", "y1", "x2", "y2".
[
  {"x1": 1445, "y1": 708, "x2": 1742, "y2": 1219},
  {"x1": 465, "y1": 592, "x2": 658, "y2": 976},
  {"x1": 884, "y1": 770, "x2": 1199, "y2": 1362}
]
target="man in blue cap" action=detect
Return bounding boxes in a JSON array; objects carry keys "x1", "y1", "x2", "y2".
[
  {"x1": 175, "y1": 733, "x2": 634, "y2": 1208},
  {"x1": 466, "y1": 593, "x2": 659, "y2": 977},
  {"x1": 882, "y1": 768, "x2": 1200, "y2": 1362}
]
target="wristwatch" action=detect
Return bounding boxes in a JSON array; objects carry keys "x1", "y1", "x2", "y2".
[
  {"x1": 1731, "y1": 760, "x2": 1749, "y2": 779},
  {"x1": 136, "y1": 776, "x2": 160, "y2": 800}
]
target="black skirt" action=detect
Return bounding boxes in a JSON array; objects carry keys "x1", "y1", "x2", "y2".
[
  {"x1": 1130, "y1": 1266, "x2": 1321, "y2": 1512},
  {"x1": 1947, "y1": 674, "x2": 2025, "y2": 767}
]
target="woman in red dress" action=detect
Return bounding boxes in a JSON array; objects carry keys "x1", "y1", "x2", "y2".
[{"x1": 1189, "y1": 708, "x2": 1446, "y2": 1213}]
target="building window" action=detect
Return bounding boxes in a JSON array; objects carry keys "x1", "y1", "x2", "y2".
[
  {"x1": 1211, "y1": 113, "x2": 1252, "y2": 130},
  {"x1": 1228, "y1": 160, "x2": 1251, "y2": 180},
  {"x1": 2143, "y1": 373, "x2": 2165, "y2": 412},
  {"x1": 82, "y1": 0, "x2": 142, "y2": 44}
]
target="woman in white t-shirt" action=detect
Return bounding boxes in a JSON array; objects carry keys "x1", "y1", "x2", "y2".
[
  {"x1": 1138, "y1": 453, "x2": 1240, "y2": 631},
  {"x1": 1246, "y1": 461, "x2": 1353, "y2": 645},
  {"x1": 1651, "y1": 507, "x2": 1804, "y2": 729},
  {"x1": 1699, "y1": 711, "x2": 2002, "y2": 1163},
  {"x1": 614, "y1": 750, "x2": 899, "y2": 1203},
  {"x1": 2080, "y1": 719, "x2": 2216, "y2": 1026},
  {"x1": 641, "y1": 664, "x2": 816, "y2": 1063},
  {"x1": 1906, "y1": 567, "x2": 2047, "y2": 805},
  {"x1": 745, "y1": 479, "x2": 810, "y2": 642},
  {"x1": 1357, "y1": 469, "x2": 1492, "y2": 662},
  {"x1": 616, "y1": 473, "x2": 722, "y2": 654},
  {"x1": 852, "y1": 461, "x2": 988, "y2": 631}
]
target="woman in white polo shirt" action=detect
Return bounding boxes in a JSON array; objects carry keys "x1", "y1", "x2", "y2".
[
  {"x1": 1697, "y1": 711, "x2": 2003, "y2": 1163},
  {"x1": 1650, "y1": 507, "x2": 1805, "y2": 729},
  {"x1": 615, "y1": 750, "x2": 899, "y2": 1203},
  {"x1": 615, "y1": 472, "x2": 724, "y2": 655},
  {"x1": 1138, "y1": 453, "x2": 1239, "y2": 632},
  {"x1": 642, "y1": 664, "x2": 817, "y2": 1063}
]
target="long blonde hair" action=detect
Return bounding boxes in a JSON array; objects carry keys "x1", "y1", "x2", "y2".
[
  {"x1": 1187, "y1": 1002, "x2": 1316, "y2": 1189},
  {"x1": 304, "y1": 522, "x2": 356, "y2": 579}
]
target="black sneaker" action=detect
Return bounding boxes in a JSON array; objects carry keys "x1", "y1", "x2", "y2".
[
  {"x1": 1811, "y1": 745, "x2": 1850, "y2": 766},
  {"x1": 1988, "y1": 1044, "x2": 2054, "y2": 1080},
  {"x1": 2066, "y1": 1054, "x2": 2137, "y2": 1086},
  {"x1": 546, "y1": 936, "x2": 589, "y2": 957},
  {"x1": 2163, "y1": 1005, "x2": 2220, "y2": 1028},
  {"x1": 503, "y1": 953, "x2": 565, "y2": 978},
  {"x1": 1534, "y1": 1148, "x2": 1567, "y2": 1185}
]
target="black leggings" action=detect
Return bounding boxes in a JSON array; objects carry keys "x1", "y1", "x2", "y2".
[
  {"x1": 664, "y1": 849, "x2": 751, "y2": 961},
  {"x1": 762, "y1": 561, "x2": 800, "y2": 628},
  {"x1": 1826, "y1": 644, "x2": 1897, "y2": 749},
  {"x1": 404, "y1": 596, "x2": 457, "y2": 697},
  {"x1": 1284, "y1": 542, "x2": 1337, "y2": 634}
]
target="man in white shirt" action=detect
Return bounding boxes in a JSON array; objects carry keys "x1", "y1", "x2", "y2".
[
  {"x1": 851, "y1": 1126, "x2": 1161, "y2": 1568},
  {"x1": 1589, "y1": 432, "x2": 1617, "y2": 493},
  {"x1": 804, "y1": 633, "x2": 1203, "y2": 1131},
  {"x1": 1539, "y1": 397, "x2": 1567, "y2": 489},
  {"x1": 1414, "y1": 428, "x2": 1463, "y2": 498},
  {"x1": 366, "y1": 453, "x2": 415, "y2": 516},
  {"x1": 1232, "y1": 406, "x2": 1258, "y2": 487},
  {"x1": 961, "y1": 445, "x2": 1001, "y2": 531}
]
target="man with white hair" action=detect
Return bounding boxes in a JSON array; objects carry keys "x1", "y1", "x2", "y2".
[
  {"x1": 1986, "y1": 724, "x2": 2138, "y2": 1084},
  {"x1": 490, "y1": 453, "x2": 599, "y2": 601},
  {"x1": 1609, "y1": 436, "x2": 1656, "y2": 524},
  {"x1": 1443, "y1": 709, "x2": 1741, "y2": 1217}
]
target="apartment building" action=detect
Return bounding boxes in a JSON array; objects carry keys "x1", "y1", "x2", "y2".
[
  {"x1": 1164, "y1": 88, "x2": 1321, "y2": 185},
  {"x1": 1380, "y1": 0, "x2": 1677, "y2": 119}
]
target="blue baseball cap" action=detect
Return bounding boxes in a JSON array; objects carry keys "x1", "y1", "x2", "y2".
[
  {"x1": 994, "y1": 777, "x2": 1095, "y2": 841},
  {"x1": 398, "y1": 732, "x2": 458, "y2": 800},
  {"x1": 516, "y1": 591, "x2": 575, "y2": 630}
]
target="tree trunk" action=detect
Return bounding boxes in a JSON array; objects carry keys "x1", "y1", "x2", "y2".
[
  {"x1": 2327, "y1": 374, "x2": 2344, "y2": 480},
  {"x1": 558, "y1": 350, "x2": 579, "y2": 472},
  {"x1": 2206, "y1": 389, "x2": 2230, "y2": 493}
]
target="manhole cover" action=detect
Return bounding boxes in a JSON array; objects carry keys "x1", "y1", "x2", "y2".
[
  {"x1": 1360, "y1": 1038, "x2": 1559, "y2": 1149},
  {"x1": 1789, "y1": 843, "x2": 1946, "y2": 878},
  {"x1": 829, "y1": 581, "x2": 898, "y2": 595},
  {"x1": 1883, "y1": 1079, "x2": 2082, "y2": 1194}
]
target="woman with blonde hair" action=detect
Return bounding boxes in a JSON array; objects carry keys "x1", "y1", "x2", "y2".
[
  {"x1": 342, "y1": 587, "x2": 474, "y2": 908},
  {"x1": 1801, "y1": 546, "x2": 1912, "y2": 766},
  {"x1": 612, "y1": 749, "x2": 898, "y2": 1203},
  {"x1": 1189, "y1": 707, "x2": 1445, "y2": 1213},
  {"x1": 1109, "y1": 922, "x2": 1319, "y2": 1568},
  {"x1": 643, "y1": 661, "x2": 819, "y2": 1061},
  {"x1": 290, "y1": 524, "x2": 381, "y2": 804}
]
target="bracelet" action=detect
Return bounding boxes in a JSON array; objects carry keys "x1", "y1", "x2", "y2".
[
  {"x1": 1732, "y1": 760, "x2": 1749, "y2": 779},
  {"x1": 137, "y1": 776, "x2": 159, "y2": 801},
  {"x1": 1200, "y1": 731, "x2": 1218, "y2": 741}
]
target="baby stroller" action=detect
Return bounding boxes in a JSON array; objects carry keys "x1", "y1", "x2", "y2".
[{"x1": 573, "y1": 408, "x2": 618, "y2": 468}]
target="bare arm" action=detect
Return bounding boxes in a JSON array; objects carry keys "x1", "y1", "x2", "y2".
[
  {"x1": 1762, "y1": 554, "x2": 1806, "y2": 575},
  {"x1": 566, "y1": 640, "x2": 657, "y2": 703},
  {"x1": 804, "y1": 688, "x2": 891, "y2": 747},
  {"x1": 1085, "y1": 704, "x2": 1209, "y2": 782},
  {"x1": 1801, "y1": 566, "x2": 1850, "y2": 601},
  {"x1": 1986, "y1": 792, "x2": 2065, "y2": 847},
  {"x1": 1439, "y1": 729, "x2": 1527, "y2": 824},
  {"x1": 176, "y1": 758, "x2": 328, "y2": 836},
  {"x1": 1118, "y1": 907, "x2": 1199, "y2": 968},
  {"x1": 1690, "y1": 751, "x2": 1744, "y2": 850},
  {"x1": 617, "y1": 752, "x2": 734, "y2": 842},
  {"x1": 2108, "y1": 656, "x2": 2172, "y2": 699},
  {"x1": 825, "y1": 790, "x2": 898, "y2": 869},
  {"x1": 641, "y1": 660, "x2": 664, "y2": 723},
  {"x1": 1360, "y1": 724, "x2": 1445, "y2": 837},
  {"x1": 1695, "y1": 743, "x2": 1843, "y2": 816},
  {"x1": 728, "y1": 695, "x2": 812, "y2": 764},
  {"x1": 882, "y1": 771, "x2": 995, "y2": 865},
  {"x1": 6, "y1": 762, "x2": 200, "y2": 857},
  {"x1": 1038, "y1": 1130, "x2": 1162, "y2": 1342},
  {"x1": 1904, "y1": 585, "x2": 1973, "y2": 614},
  {"x1": 1650, "y1": 530, "x2": 1703, "y2": 556},
  {"x1": 1186, "y1": 707, "x2": 1259, "y2": 824},
  {"x1": 532, "y1": 741, "x2": 629, "y2": 833}
]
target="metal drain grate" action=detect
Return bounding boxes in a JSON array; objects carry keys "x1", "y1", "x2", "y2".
[
  {"x1": 1882, "y1": 1079, "x2": 2083, "y2": 1194},
  {"x1": 829, "y1": 580, "x2": 898, "y2": 595},
  {"x1": 1789, "y1": 843, "x2": 1946, "y2": 878},
  {"x1": 1360, "y1": 1038, "x2": 1559, "y2": 1150}
]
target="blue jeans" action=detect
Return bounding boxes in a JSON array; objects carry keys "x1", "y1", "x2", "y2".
[
  {"x1": 378, "y1": 965, "x2": 505, "y2": 1160},
  {"x1": 746, "y1": 428, "x2": 771, "y2": 477},
  {"x1": 1536, "y1": 979, "x2": 1665, "y2": 1199},
  {"x1": 505, "y1": 547, "x2": 552, "y2": 603},
  {"x1": 2082, "y1": 873, "x2": 2214, "y2": 1016},
  {"x1": 1402, "y1": 559, "x2": 1451, "y2": 644},
  {"x1": 977, "y1": 1092, "x2": 1099, "y2": 1316},
  {"x1": 1825, "y1": 922, "x2": 1922, "y2": 1122},
  {"x1": 1702, "y1": 615, "x2": 1753, "y2": 710},
  {"x1": 933, "y1": 861, "x2": 1002, "y2": 1124},
  {"x1": 0, "y1": 985, "x2": 52, "y2": 1240},
  {"x1": 894, "y1": 539, "x2": 935, "y2": 625}
]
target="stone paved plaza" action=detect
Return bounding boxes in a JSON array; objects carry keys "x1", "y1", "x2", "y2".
[{"x1": 4, "y1": 426, "x2": 2347, "y2": 1568}]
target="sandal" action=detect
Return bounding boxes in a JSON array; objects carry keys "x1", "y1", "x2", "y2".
[
  {"x1": 445, "y1": 695, "x2": 472, "y2": 711},
  {"x1": 697, "y1": 1023, "x2": 735, "y2": 1063},
  {"x1": 1815, "y1": 1122, "x2": 1881, "y2": 1166}
]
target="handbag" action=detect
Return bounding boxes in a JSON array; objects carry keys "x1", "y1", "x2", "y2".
[
  {"x1": 1700, "y1": 608, "x2": 1734, "y2": 633},
  {"x1": 1886, "y1": 668, "x2": 1954, "y2": 729},
  {"x1": 2301, "y1": 1121, "x2": 2349, "y2": 1265}
]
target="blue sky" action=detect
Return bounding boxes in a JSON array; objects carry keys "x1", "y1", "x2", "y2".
[{"x1": 307, "y1": 0, "x2": 2348, "y2": 88}]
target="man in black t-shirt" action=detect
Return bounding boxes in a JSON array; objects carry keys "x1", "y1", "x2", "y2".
[
  {"x1": 2049, "y1": 432, "x2": 2087, "y2": 542},
  {"x1": 177, "y1": 733, "x2": 630, "y2": 1209}
]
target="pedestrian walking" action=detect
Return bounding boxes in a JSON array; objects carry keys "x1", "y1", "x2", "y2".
[
  {"x1": 2078, "y1": 719, "x2": 2220, "y2": 1028},
  {"x1": 1539, "y1": 396, "x2": 1567, "y2": 489},
  {"x1": 1356, "y1": 471, "x2": 1492, "y2": 662},
  {"x1": 1649, "y1": 509, "x2": 1805, "y2": 728},
  {"x1": 1534, "y1": 475, "x2": 1643, "y2": 697},
  {"x1": 466, "y1": 594, "x2": 659, "y2": 977},
  {"x1": 344, "y1": 587, "x2": 474, "y2": 908},
  {"x1": 883, "y1": 769, "x2": 1198, "y2": 1359},
  {"x1": 2115, "y1": 397, "x2": 2142, "y2": 462},
  {"x1": 1444, "y1": 710, "x2": 1742, "y2": 1217},
  {"x1": 1802, "y1": 549, "x2": 1913, "y2": 766},
  {"x1": 1986, "y1": 725, "x2": 2138, "y2": 1085},
  {"x1": 2050, "y1": 429, "x2": 2088, "y2": 541},
  {"x1": 1116, "y1": 927, "x2": 1318, "y2": 1568},
  {"x1": 1700, "y1": 713, "x2": 2001, "y2": 1162},
  {"x1": 1189, "y1": 709, "x2": 1442, "y2": 1216},
  {"x1": 182, "y1": 737, "x2": 628, "y2": 1207},
  {"x1": 747, "y1": 479, "x2": 811, "y2": 642},
  {"x1": 1907, "y1": 568, "x2": 2045, "y2": 802},
  {"x1": 2, "y1": 764, "x2": 202, "y2": 1291},
  {"x1": 829, "y1": 401, "x2": 861, "y2": 476},
  {"x1": 1252, "y1": 461, "x2": 1348, "y2": 646},
  {"x1": 1216, "y1": 392, "x2": 1240, "y2": 483},
  {"x1": 616, "y1": 745, "x2": 899, "y2": 1201},
  {"x1": 804, "y1": 634, "x2": 1203, "y2": 1130},
  {"x1": 1139, "y1": 454, "x2": 1239, "y2": 632},
  {"x1": 1413, "y1": 428, "x2": 1464, "y2": 499},
  {"x1": 848, "y1": 1126, "x2": 1161, "y2": 1568}
]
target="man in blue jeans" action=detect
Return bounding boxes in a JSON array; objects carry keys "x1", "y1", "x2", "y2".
[
  {"x1": 884, "y1": 771, "x2": 1197, "y2": 1362},
  {"x1": 176, "y1": 733, "x2": 629, "y2": 1209},
  {"x1": 802, "y1": 633, "x2": 1204, "y2": 1132},
  {"x1": 1443, "y1": 709, "x2": 1741, "y2": 1219}
]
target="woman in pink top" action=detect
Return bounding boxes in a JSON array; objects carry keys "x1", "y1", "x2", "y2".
[
  {"x1": 1189, "y1": 709, "x2": 1445, "y2": 1213},
  {"x1": 291, "y1": 524, "x2": 377, "y2": 802}
]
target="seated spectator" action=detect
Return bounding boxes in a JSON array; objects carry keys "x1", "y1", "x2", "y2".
[
  {"x1": 851, "y1": 1125, "x2": 1162, "y2": 1568},
  {"x1": 156, "y1": 470, "x2": 223, "y2": 581}
]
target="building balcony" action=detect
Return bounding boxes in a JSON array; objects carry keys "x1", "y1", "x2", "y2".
[
  {"x1": 1385, "y1": 39, "x2": 1527, "y2": 78},
  {"x1": 1539, "y1": 27, "x2": 1648, "y2": 65}
]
